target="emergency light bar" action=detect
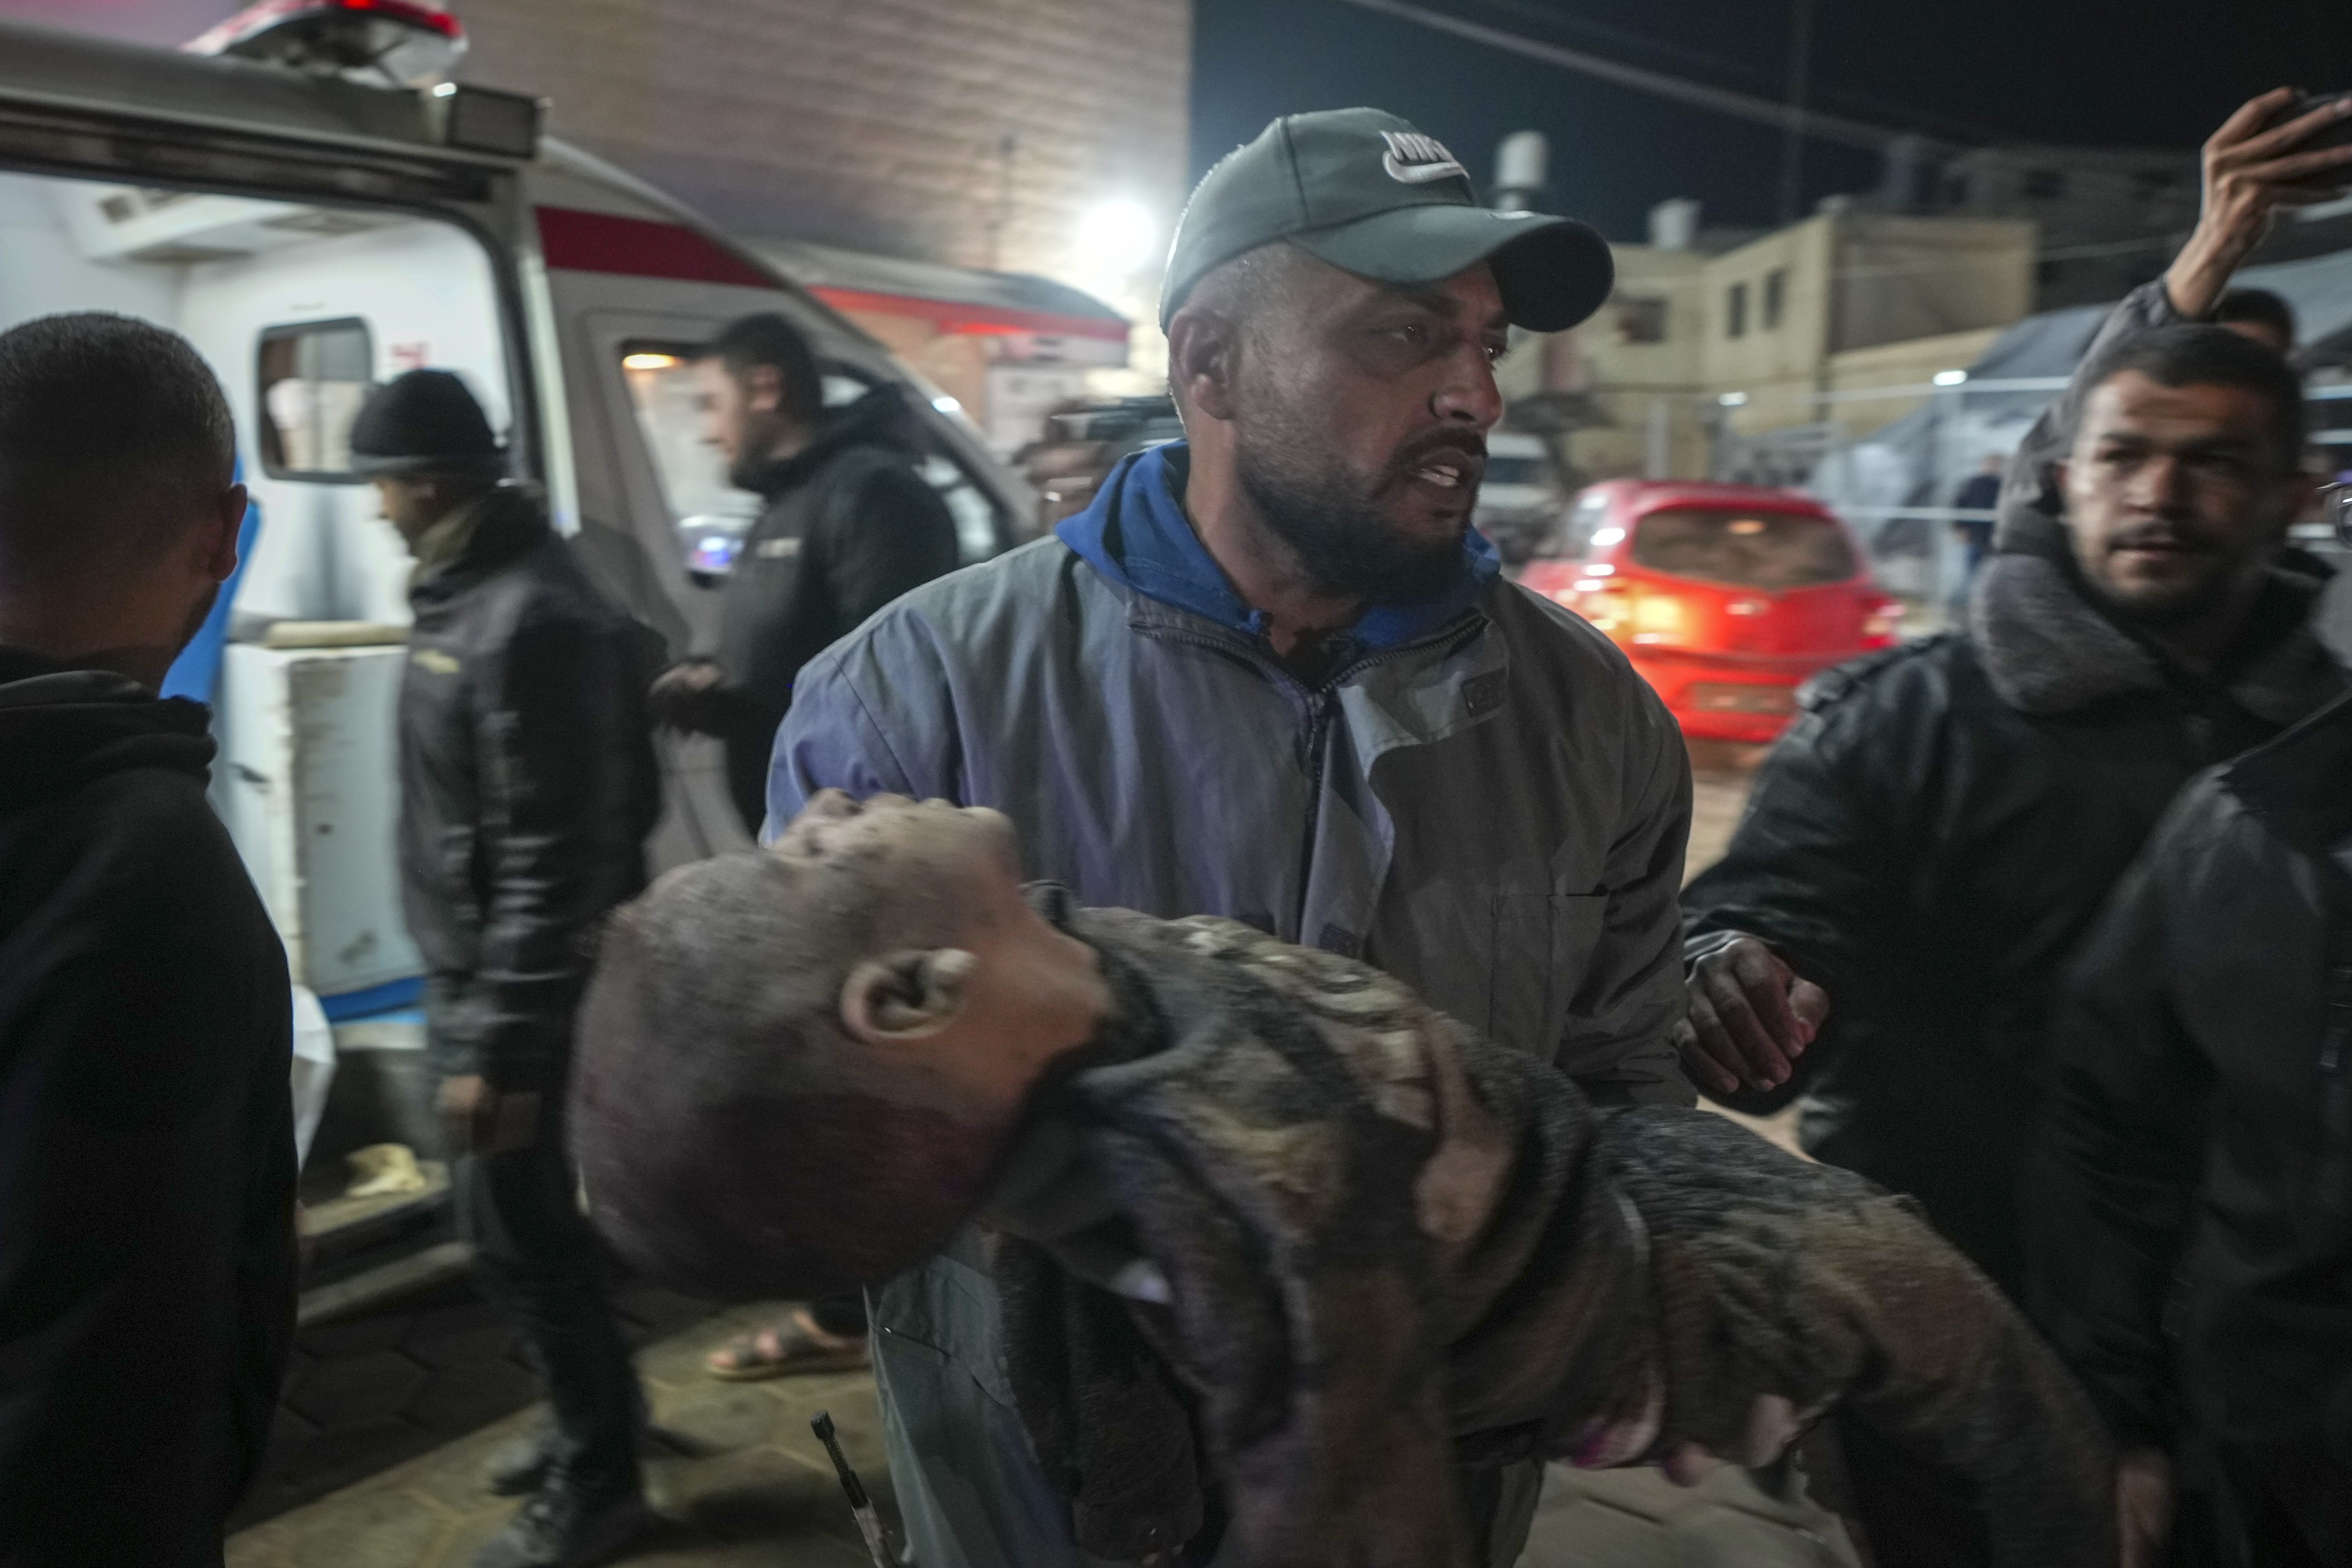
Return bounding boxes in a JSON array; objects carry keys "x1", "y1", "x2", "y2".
[
  {"x1": 185, "y1": 0, "x2": 466, "y2": 89},
  {"x1": 186, "y1": 0, "x2": 542, "y2": 157}
]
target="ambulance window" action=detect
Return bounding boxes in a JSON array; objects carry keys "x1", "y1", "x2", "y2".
[
  {"x1": 257, "y1": 319, "x2": 373, "y2": 481},
  {"x1": 618, "y1": 343, "x2": 762, "y2": 579},
  {"x1": 622, "y1": 343, "x2": 1010, "y2": 575}
]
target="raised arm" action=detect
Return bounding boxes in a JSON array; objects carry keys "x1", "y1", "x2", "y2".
[{"x1": 1999, "y1": 89, "x2": 2352, "y2": 543}]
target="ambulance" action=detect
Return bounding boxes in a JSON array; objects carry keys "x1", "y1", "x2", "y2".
[{"x1": 0, "y1": 0, "x2": 1036, "y2": 1281}]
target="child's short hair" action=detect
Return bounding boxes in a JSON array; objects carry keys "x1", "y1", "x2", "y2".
[{"x1": 572, "y1": 848, "x2": 1000, "y2": 1300}]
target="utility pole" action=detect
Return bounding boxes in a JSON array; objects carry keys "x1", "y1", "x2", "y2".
[{"x1": 1777, "y1": 0, "x2": 1815, "y2": 225}]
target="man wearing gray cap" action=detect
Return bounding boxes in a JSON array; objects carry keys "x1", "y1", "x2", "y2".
[{"x1": 768, "y1": 109, "x2": 1690, "y2": 1566}]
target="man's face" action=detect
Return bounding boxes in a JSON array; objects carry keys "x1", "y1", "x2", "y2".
[
  {"x1": 2060, "y1": 370, "x2": 2308, "y2": 625},
  {"x1": 1223, "y1": 260, "x2": 1508, "y2": 603},
  {"x1": 695, "y1": 358, "x2": 789, "y2": 489},
  {"x1": 371, "y1": 475, "x2": 434, "y2": 547}
]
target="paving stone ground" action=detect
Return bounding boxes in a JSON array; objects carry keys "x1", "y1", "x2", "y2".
[{"x1": 229, "y1": 1304, "x2": 897, "y2": 1568}]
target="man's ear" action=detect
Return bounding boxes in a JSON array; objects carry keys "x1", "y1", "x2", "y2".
[
  {"x1": 198, "y1": 483, "x2": 247, "y2": 583},
  {"x1": 839, "y1": 948, "x2": 980, "y2": 1043},
  {"x1": 1167, "y1": 307, "x2": 1240, "y2": 423},
  {"x1": 744, "y1": 363, "x2": 785, "y2": 417},
  {"x1": 2273, "y1": 468, "x2": 2318, "y2": 535}
]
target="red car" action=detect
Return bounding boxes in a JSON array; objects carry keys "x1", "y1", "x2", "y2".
[{"x1": 1519, "y1": 480, "x2": 1904, "y2": 743}]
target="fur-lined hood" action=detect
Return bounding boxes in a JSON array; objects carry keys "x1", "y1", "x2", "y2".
[{"x1": 1966, "y1": 548, "x2": 2343, "y2": 724}]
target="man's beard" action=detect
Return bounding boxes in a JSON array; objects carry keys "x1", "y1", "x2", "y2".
[
  {"x1": 1231, "y1": 402, "x2": 1475, "y2": 606},
  {"x1": 2078, "y1": 519, "x2": 2250, "y2": 631}
]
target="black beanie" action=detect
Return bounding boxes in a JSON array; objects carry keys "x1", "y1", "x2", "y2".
[{"x1": 349, "y1": 369, "x2": 503, "y2": 476}]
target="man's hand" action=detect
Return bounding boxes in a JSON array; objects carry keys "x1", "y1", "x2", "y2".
[
  {"x1": 1679, "y1": 935, "x2": 1829, "y2": 1098},
  {"x1": 2168, "y1": 89, "x2": 2352, "y2": 319},
  {"x1": 2116, "y1": 1447, "x2": 2174, "y2": 1568},
  {"x1": 647, "y1": 657, "x2": 728, "y2": 735},
  {"x1": 437, "y1": 1074, "x2": 541, "y2": 1157}
]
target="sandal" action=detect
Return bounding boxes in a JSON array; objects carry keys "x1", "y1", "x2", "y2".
[{"x1": 704, "y1": 1320, "x2": 870, "y2": 1382}]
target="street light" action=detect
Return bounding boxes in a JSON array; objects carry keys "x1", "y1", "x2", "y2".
[
  {"x1": 1932, "y1": 368, "x2": 1969, "y2": 387},
  {"x1": 1078, "y1": 199, "x2": 1158, "y2": 276}
]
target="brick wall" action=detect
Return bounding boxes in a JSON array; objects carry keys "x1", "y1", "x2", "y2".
[{"x1": 458, "y1": 0, "x2": 1191, "y2": 297}]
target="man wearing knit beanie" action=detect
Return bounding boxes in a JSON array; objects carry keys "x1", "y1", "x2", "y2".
[{"x1": 354, "y1": 370, "x2": 661, "y2": 1568}]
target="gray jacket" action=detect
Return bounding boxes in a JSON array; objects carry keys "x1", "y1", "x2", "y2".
[{"x1": 769, "y1": 445, "x2": 1694, "y2": 1566}]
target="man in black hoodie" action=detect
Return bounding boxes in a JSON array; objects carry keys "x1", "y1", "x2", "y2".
[
  {"x1": 646, "y1": 311, "x2": 960, "y2": 837},
  {"x1": 353, "y1": 370, "x2": 661, "y2": 1568},
  {"x1": 0, "y1": 312, "x2": 297, "y2": 1565}
]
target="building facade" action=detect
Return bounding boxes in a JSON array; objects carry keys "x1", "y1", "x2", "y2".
[{"x1": 1505, "y1": 201, "x2": 2033, "y2": 486}]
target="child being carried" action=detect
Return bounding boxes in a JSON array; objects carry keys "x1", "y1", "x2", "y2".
[{"x1": 573, "y1": 790, "x2": 2112, "y2": 1568}]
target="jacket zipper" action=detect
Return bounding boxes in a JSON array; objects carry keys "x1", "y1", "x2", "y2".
[{"x1": 1135, "y1": 615, "x2": 1487, "y2": 944}]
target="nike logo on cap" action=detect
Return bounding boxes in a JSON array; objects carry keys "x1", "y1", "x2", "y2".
[{"x1": 1381, "y1": 130, "x2": 1467, "y2": 185}]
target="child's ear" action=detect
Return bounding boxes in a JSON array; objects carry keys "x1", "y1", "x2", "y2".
[{"x1": 839, "y1": 948, "x2": 980, "y2": 1042}]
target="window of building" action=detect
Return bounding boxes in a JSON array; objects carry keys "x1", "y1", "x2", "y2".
[
  {"x1": 1762, "y1": 269, "x2": 1788, "y2": 331},
  {"x1": 2022, "y1": 168, "x2": 2066, "y2": 200},
  {"x1": 1615, "y1": 296, "x2": 1668, "y2": 345},
  {"x1": 256, "y1": 318, "x2": 374, "y2": 481},
  {"x1": 1726, "y1": 281, "x2": 1749, "y2": 339}
]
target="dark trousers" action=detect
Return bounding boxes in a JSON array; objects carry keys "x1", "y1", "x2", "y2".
[{"x1": 455, "y1": 1100, "x2": 643, "y2": 1497}]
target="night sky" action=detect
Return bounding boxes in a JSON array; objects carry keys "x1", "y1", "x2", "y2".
[{"x1": 1191, "y1": 0, "x2": 2352, "y2": 240}]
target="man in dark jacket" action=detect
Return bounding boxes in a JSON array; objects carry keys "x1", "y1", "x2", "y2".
[
  {"x1": 0, "y1": 312, "x2": 297, "y2": 1566},
  {"x1": 356, "y1": 370, "x2": 661, "y2": 1568},
  {"x1": 647, "y1": 312, "x2": 960, "y2": 835},
  {"x1": 2033, "y1": 695, "x2": 2352, "y2": 1568},
  {"x1": 1675, "y1": 89, "x2": 2352, "y2": 1279},
  {"x1": 1683, "y1": 323, "x2": 2338, "y2": 1554},
  {"x1": 1681, "y1": 93, "x2": 2351, "y2": 1561}
]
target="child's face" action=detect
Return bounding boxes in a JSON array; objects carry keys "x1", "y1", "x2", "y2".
[{"x1": 770, "y1": 790, "x2": 1025, "y2": 921}]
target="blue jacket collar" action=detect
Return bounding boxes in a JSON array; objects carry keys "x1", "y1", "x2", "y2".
[{"x1": 1054, "y1": 442, "x2": 1498, "y2": 655}]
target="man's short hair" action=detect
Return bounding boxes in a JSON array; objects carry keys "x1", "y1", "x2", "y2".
[
  {"x1": 0, "y1": 312, "x2": 234, "y2": 588},
  {"x1": 572, "y1": 848, "x2": 998, "y2": 1301},
  {"x1": 2214, "y1": 288, "x2": 2297, "y2": 348},
  {"x1": 697, "y1": 312, "x2": 824, "y2": 423},
  {"x1": 2079, "y1": 323, "x2": 2307, "y2": 470},
  {"x1": 1167, "y1": 241, "x2": 1321, "y2": 418}
]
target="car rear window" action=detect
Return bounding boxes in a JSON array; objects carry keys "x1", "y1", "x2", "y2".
[{"x1": 1630, "y1": 507, "x2": 1856, "y2": 590}]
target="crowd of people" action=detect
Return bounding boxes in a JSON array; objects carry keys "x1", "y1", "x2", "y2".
[{"x1": 0, "y1": 83, "x2": 2348, "y2": 1568}]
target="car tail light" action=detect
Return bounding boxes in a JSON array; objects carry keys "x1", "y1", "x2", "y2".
[
  {"x1": 1629, "y1": 593, "x2": 1686, "y2": 645},
  {"x1": 1861, "y1": 600, "x2": 1905, "y2": 647},
  {"x1": 1573, "y1": 585, "x2": 1630, "y2": 633},
  {"x1": 1565, "y1": 583, "x2": 1689, "y2": 646}
]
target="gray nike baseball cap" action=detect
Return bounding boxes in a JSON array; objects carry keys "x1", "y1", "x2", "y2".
[{"x1": 1160, "y1": 107, "x2": 1615, "y2": 333}]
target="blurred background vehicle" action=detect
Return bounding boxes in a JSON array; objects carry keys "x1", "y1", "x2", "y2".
[
  {"x1": 1523, "y1": 479, "x2": 1902, "y2": 742},
  {"x1": 1472, "y1": 428, "x2": 1570, "y2": 567}
]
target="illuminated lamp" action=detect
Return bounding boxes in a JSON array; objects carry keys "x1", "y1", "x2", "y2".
[
  {"x1": 185, "y1": 0, "x2": 466, "y2": 89},
  {"x1": 622, "y1": 352, "x2": 680, "y2": 371}
]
